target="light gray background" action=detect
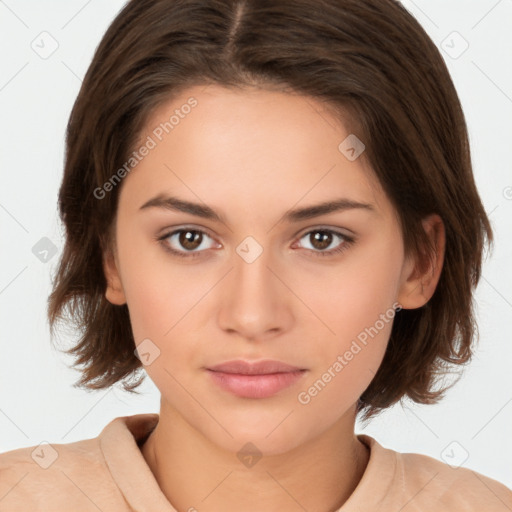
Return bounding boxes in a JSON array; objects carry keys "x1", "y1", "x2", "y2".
[{"x1": 1, "y1": 0, "x2": 511, "y2": 489}]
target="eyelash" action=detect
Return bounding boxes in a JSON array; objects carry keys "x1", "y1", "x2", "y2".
[{"x1": 156, "y1": 226, "x2": 355, "y2": 260}]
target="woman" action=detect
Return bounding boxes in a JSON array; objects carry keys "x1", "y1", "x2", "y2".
[{"x1": 1, "y1": 0, "x2": 511, "y2": 510}]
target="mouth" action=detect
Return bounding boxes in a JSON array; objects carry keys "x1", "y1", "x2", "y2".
[{"x1": 206, "y1": 360, "x2": 307, "y2": 399}]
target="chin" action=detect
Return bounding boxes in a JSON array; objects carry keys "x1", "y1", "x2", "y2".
[{"x1": 199, "y1": 412, "x2": 316, "y2": 457}]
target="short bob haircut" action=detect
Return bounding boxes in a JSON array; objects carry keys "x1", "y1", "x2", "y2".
[{"x1": 48, "y1": 0, "x2": 492, "y2": 423}]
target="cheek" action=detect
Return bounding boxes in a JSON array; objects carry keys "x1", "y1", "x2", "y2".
[
  {"x1": 295, "y1": 295, "x2": 397, "y2": 427},
  {"x1": 120, "y1": 269, "x2": 166, "y2": 342},
  {"x1": 294, "y1": 239, "x2": 402, "y2": 409},
  {"x1": 123, "y1": 265, "x2": 205, "y2": 343},
  {"x1": 114, "y1": 230, "x2": 189, "y2": 342},
  {"x1": 305, "y1": 237, "x2": 402, "y2": 345}
]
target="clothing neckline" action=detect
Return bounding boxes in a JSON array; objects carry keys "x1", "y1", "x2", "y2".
[
  {"x1": 98, "y1": 413, "x2": 397, "y2": 512},
  {"x1": 100, "y1": 413, "x2": 176, "y2": 512}
]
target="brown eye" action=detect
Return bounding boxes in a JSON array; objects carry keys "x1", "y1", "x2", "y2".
[
  {"x1": 178, "y1": 230, "x2": 203, "y2": 251},
  {"x1": 159, "y1": 228, "x2": 218, "y2": 258},
  {"x1": 297, "y1": 228, "x2": 354, "y2": 258},
  {"x1": 309, "y1": 231, "x2": 333, "y2": 250}
]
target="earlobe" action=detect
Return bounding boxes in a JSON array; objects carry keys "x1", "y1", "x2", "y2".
[
  {"x1": 103, "y1": 250, "x2": 127, "y2": 305},
  {"x1": 397, "y1": 214, "x2": 445, "y2": 310}
]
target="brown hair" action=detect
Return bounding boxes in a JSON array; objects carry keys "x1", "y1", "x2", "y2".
[{"x1": 48, "y1": 0, "x2": 493, "y2": 422}]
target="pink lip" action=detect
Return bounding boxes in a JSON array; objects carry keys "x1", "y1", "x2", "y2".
[{"x1": 206, "y1": 360, "x2": 307, "y2": 398}]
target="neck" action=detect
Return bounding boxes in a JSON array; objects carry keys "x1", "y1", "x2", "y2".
[{"x1": 141, "y1": 401, "x2": 369, "y2": 512}]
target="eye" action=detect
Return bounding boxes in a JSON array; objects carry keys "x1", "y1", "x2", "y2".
[
  {"x1": 295, "y1": 228, "x2": 354, "y2": 257},
  {"x1": 157, "y1": 227, "x2": 219, "y2": 258},
  {"x1": 157, "y1": 226, "x2": 355, "y2": 259}
]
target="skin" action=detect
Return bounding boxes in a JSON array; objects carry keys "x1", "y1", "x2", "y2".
[{"x1": 103, "y1": 84, "x2": 445, "y2": 512}]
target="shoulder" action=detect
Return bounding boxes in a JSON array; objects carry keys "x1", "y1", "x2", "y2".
[
  {"x1": 0, "y1": 435, "x2": 123, "y2": 511},
  {"x1": 355, "y1": 435, "x2": 512, "y2": 511},
  {"x1": 391, "y1": 442, "x2": 512, "y2": 510}
]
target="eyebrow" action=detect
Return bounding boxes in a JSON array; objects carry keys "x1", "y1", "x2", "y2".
[{"x1": 139, "y1": 194, "x2": 375, "y2": 223}]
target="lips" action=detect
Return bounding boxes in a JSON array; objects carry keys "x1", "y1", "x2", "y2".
[{"x1": 206, "y1": 360, "x2": 307, "y2": 398}]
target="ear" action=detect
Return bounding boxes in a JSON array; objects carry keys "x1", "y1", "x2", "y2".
[
  {"x1": 397, "y1": 214, "x2": 445, "y2": 309},
  {"x1": 103, "y1": 247, "x2": 127, "y2": 305}
]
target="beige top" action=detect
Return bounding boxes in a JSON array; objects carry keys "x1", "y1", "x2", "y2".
[{"x1": 0, "y1": 413, "x2": 511, "y2": 511}]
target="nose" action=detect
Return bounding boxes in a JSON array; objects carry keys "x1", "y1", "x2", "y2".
[{"x1": 217, "y1": 242, "x2": 294, "y2": 342}]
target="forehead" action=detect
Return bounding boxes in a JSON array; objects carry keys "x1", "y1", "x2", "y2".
[{"x1": 120, "y1": 84, "x2": 389, "y2": 219}]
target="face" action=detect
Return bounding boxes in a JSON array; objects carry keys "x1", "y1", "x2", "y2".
[{"x1": 104, "y1": 84, "x2": 431, "y2": 455}]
